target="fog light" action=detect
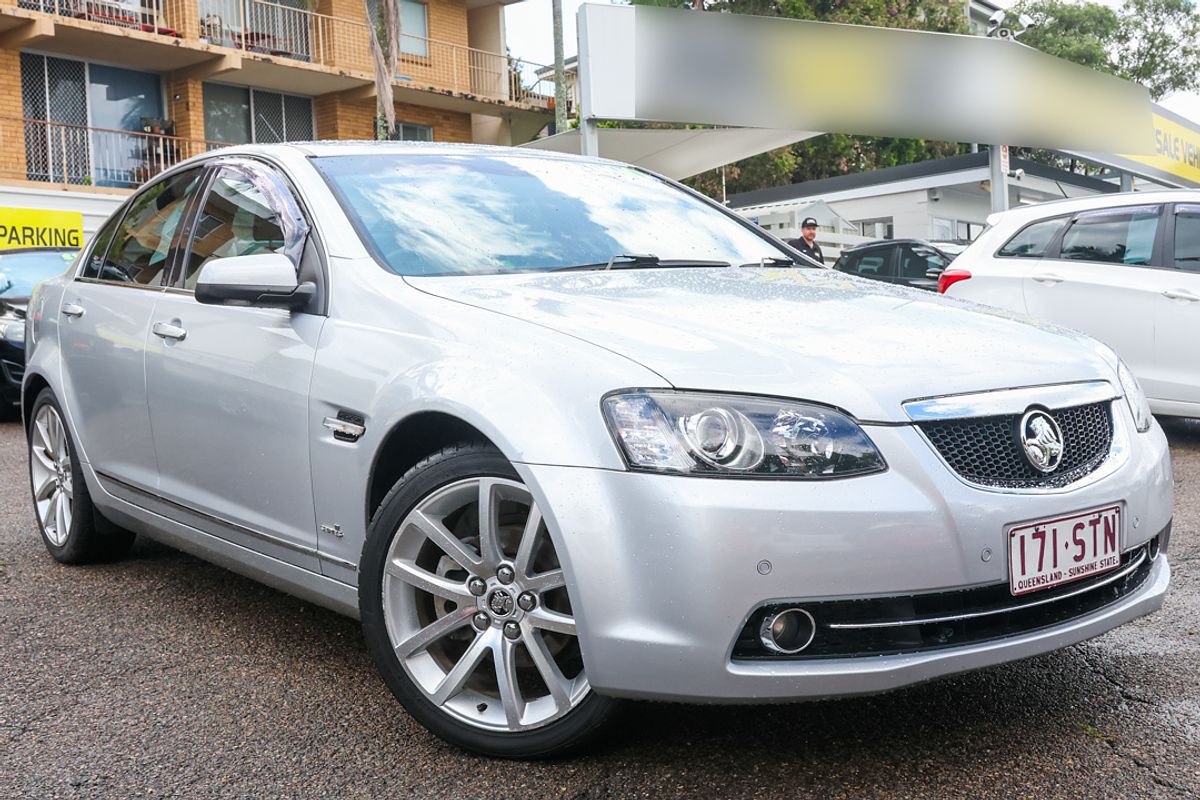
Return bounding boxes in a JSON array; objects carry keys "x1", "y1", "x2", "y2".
[{"x1": 759, "y1": 607, "x2": 816, "y2": 654}]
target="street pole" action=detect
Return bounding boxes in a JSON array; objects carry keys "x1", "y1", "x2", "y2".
[
  {"x1": 552, "y1": 0, "x2": 567, "y2": 134},
  {"x1": 989, "y1": 143, "x2": 1009, "y2": 214},
  {"x1": 577, "y1": 5, "x2": 599, "y2": 157}
]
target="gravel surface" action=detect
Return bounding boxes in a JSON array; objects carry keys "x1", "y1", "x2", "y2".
[{"x1": 1, "y1": 417, "x2": 1197, "y2": 799}]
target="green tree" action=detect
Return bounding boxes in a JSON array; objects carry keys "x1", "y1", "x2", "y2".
[
  {"x1": 1012, "y1": 0, "x2": 1119, "y2": 72},
  {"x1": 1115, "y1": 0, "x2": 1200, "y2": 99},
  {"x1": 1016, "y1": 0, "x2": 1200, "y2": 99}
]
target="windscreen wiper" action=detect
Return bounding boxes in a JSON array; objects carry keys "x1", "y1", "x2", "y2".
[
  {"x1": 735, "y1": 256, "x2": 813, "y2": 269},
  {"x1": 549, "y1": 254, "x2": 731, "y2": 272}
]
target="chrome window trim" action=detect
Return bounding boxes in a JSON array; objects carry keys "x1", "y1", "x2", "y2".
[
  {"x1": 902, "y1": 380, "x2": 1118, "y2": 421},
  {"x1": 827, "y1": 547, "x2": 1148, "y2": 630}
]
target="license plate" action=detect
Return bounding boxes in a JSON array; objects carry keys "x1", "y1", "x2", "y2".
[{"x1": 1008, "y1": 505, "x2": 1122, "y2": 596}]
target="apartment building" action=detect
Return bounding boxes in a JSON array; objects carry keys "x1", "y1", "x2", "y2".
[{"x1": 0, "y1": 0, "x2": 551, "y2": 231}]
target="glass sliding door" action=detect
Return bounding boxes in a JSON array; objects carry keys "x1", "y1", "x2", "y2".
[{"x1": 87, "y1": 64, "x2": 164, "y2": 187}]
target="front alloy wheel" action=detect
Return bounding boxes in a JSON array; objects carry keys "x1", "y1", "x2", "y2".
[{"x1": 360, "y1": 443, "x2": 618, "y2": 758}]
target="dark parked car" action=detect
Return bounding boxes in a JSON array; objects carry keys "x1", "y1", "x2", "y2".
[
  {"x1": 0, "y1": 247, "x2": 78, "y2": 417},
  {"x1": 832, "y1": 239, "x2": 963, "y2": 291}
]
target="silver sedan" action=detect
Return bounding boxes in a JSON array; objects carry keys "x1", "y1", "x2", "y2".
[{"x1": 22, "y1": 143, "x2": 1172, "y2": 757}]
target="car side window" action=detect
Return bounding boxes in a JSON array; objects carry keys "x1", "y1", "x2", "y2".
[
  {"x1": 1059, "y1": 206, "x2": 1161, "y2": 266},
  {"x1": 94, "y1": 168, "x2": 204, "y2": 286},
  {"x1": 996, "y1": 217, "x2": 1068, "y2": 259},
  {"x1": 1175, "y1": 205, "x2": 1200, "y2": 272},
  {"x1": 899, "y1": 246, "x2": 949, "y2": 280},
  {"x1": 80, "y1": 207, "x2": 127, "y2": 280},
  {"x1": 180, "y1": 166, "x2": 293, "y2": 291},
  {"x1": 839, "y1": 251, "x2": 888, "y2": 277}
]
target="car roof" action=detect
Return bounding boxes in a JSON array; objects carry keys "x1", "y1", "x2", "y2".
[
  {"x1": 184, "y1": 140, "x2": 623, "y2": 167},
  {"x1": 988, "y1": 188, "x2": 1200, "y2": 227},
  {"x1": 840, "y1": 238, "x2": 942, "y2": 254}
]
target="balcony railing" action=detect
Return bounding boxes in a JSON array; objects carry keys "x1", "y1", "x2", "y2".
[
  {"x1": 0, "y1": 116, "x2": 226, "y2": 188},
  {"x1": 196, "y1": 0, "x2": 552, "y2": 105},
  {"x1": 16, "y1": 0, "x2": 179, "y2": 36},
  {"x1": 8, "y1": 0, "x2": 554, "y2": 107}
]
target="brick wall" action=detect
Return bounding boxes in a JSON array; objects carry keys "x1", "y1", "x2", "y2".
[
  {"x1": 166, "y1": 74, "x2": 206, "y2": 142},
  {"x1": 0, "y1": 49, "x2": 28, "y2": 182},
  {"x1": 395, "y1": 100, "x2": 470, "y2": 142},
  {"x1": 314, "y1": 94, "x2": 470, "y2": 143}
]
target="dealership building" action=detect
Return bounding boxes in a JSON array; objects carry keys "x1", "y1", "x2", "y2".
[{"x1": 0, "y1": 0, "x2": 552, "y2": 236}]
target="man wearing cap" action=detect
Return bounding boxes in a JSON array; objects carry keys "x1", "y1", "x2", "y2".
[{"x1": 788, "y1": 217, "x2": 825, "y2": 265}]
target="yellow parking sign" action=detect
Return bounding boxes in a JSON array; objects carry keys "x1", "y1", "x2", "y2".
[{"x1": 0, "y1": 207, "x2": 84, "y2": 250}]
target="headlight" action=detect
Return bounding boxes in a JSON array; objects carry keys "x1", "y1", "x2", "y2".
[
  {"x1": 1116, "y1": 360, "x2": 1151, "y2": 433},
  {"x1": 0, "y1": 316, "x2": 23, "y2": 344},
  {"x1": 602, "y1": 391, "x2": 886, "y2": 478}
]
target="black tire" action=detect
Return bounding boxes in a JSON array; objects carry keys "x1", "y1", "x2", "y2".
[
  {"x1": 360, "y1": 441, "x2": 621, "y2": 758},
  {"x1": 27, "y1": 388, "x2": 134, "y2": 564}
]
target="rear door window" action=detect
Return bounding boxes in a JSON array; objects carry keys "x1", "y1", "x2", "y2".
[
  {"x1": 839, "y1": 249, "x2": 892, "y2": 279},
  {"x1": 1058, "y1": 206, "x2": 1161, "y2": 266},
  {"x1": 996, "y1": 217, "x2": 1068, "y2": 258},
  {"x1": 1174, "y1": 205, "x2": 1200, "y2": 272},
  {"x1": 80, "y1": 207, "x2": 128, "y2": 280},
  {"x1": 95, "y1": 167, "x2": 205, "y2": 285}
]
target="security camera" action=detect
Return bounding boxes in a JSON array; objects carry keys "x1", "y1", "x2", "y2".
[
  {"x1": 996, "y1": 27, "x2": 1012, "y2": 39},
  {"x1": 1008, "y1": 168, "x2": 1025, "y2": 180},
  {"x1": 1017, "y1": 13, "x2": 1035, "y2": 30},
  {"x1": 986, "y1": 9, "x2": 1005, "y2": 36}
]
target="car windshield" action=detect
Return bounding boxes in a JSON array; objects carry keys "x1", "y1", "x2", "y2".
[
  {"x1": 0, "y1": 249, "x2": 77, "y2": 299},
  {"x1": 315, "y1": 154, "x2": 792, "y2": 277}
]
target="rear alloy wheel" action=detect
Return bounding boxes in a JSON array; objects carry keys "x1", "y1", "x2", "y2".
[
  {"x1": 27, "y1": 389, "x2": 134, "y2": 563},
  {"x1": 361, "y1": 444, "x2": 618, "y2": 758},
  {"x1": 29, "y1": 401, "x2": 75, "y2": 547}
]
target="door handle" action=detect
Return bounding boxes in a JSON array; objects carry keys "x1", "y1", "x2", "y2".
[
  {"x1": 61, "y1": 302, "x2": 84, "y2": 318},
  {"x1": 1162, "y1": 289, "x2": 1200, "y2": 302},
  {"x1": 152, "y1": 321, "x2": 187, "y2": 342},
  {"x1": 1032, "y1": 273, "x2": 1065, "y2": 285}
]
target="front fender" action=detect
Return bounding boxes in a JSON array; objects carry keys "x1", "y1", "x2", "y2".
[{"x1": 307, "y1": 257, "x2": 666, "y2": 585}]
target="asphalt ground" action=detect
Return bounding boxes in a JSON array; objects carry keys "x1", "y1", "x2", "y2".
[{"x1": 1, "y1": 417, "x2": 1198, "y2": 800}]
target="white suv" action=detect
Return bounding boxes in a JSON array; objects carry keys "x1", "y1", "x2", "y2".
[{"x1": 942, "y1": 191, "x2": 1200, "y2": 418}]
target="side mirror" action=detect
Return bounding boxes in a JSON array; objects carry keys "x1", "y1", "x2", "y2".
[{"x1": 194, "y1": 253, "x2": 315, "y2": 310}]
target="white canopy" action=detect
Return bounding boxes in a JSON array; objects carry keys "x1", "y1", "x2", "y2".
[{"x1": 520, "y1": 127, "x2": 819, "y2": 180}]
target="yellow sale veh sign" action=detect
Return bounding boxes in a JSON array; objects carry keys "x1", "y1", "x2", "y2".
[
  {"x1": 0, "y1": 207, "x2": 84, "y2": 250},
  {"x1": 1120, "y1": 113, "x2": 1200, "y2": 185}
]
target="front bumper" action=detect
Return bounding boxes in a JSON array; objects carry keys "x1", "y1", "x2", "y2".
[{"x1": 517, "y1": 414, "x2": 1173, "y2": 702}]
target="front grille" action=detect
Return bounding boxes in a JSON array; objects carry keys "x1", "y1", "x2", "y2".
[
  {"x1": 918, "y1": 401, "x2": 1112, "y2": 489},
  {"x1": 733, "y1": 534, "x2": 1162, "y2": 661}
]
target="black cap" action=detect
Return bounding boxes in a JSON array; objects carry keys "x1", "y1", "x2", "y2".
[{"x1": 801, "y1": 217, "x2": 818, "y2": 228}]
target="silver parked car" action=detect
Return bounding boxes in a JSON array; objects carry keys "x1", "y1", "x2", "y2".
[{"x1": 23, "y1": 143, "x2": 1172, "y2": 758}]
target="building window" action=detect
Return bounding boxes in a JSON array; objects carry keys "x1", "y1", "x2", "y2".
[
  {"x1": 203, "y1": 84, "x2": 314, "y2": 144},
  {"x1": 389, "y1": 122, "x2": 433, "y2": 142},
  {"x1": 400, "y1": 1, "x2": 429, "y2": 57},
  {"x1": 857, "y1": 217, "x2": 894, "y2": 240},
  {"x1": 20, "y1": 52, "x2": 163, "y2": 187},
  {"x1": 368, "y1": 0, "x2": 429, "y2": 57},
  {"x1": 933, "y1": 217, "x2": 985, "y2": 242}
]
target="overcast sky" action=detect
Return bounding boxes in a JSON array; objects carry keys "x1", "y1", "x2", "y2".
[{"x1": 503, "y1": 0, "x2": 1200, "y2": 125}]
